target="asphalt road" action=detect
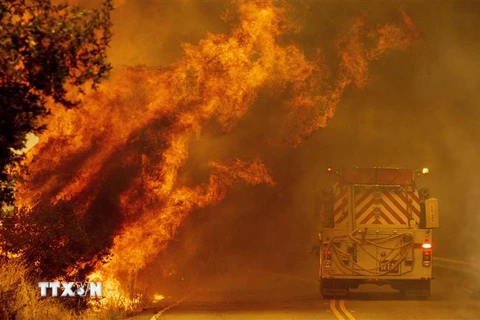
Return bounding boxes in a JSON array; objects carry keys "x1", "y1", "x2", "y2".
[{"x1": 129, "y1": 266, "x2": 480, "y2": 320}]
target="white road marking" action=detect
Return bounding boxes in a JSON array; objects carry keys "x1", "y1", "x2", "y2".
[{"x1": 149, "y1": 295, "x2": 189, "y2": 320}]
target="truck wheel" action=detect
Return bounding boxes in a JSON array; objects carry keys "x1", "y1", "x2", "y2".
[
  {"x1": 419, "y1": 279, "x2": 431, "y2": 299},
  {"x1": 319, "y1": 280, "x2": 329, "y2": 299},
  {"x1": 320, "y1": 279, "x2": 348, "y2": 299},
  {"x1": 400, "y1": 280, "x2": 430, "y2": 299}
]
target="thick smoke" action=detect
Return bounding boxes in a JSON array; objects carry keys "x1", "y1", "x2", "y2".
[
  {"x1": 16, "y1": 0, "x2": 479, "y2": 302},
  {"x1": 151, "y1": 1, "x2": 480, "y2": 297}
]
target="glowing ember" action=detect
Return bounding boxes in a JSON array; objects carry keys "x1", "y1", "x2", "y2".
[{"x1": 152, "y1": 294, "x2": 165, "y2": 303}]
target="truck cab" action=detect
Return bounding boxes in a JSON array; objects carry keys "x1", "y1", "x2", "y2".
[{"x1": 317, "y1": 167, "x2": 439, "y2": 298}]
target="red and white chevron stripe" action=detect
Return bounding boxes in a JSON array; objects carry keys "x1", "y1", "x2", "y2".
[
  {"x1": 333, "y1": 182, "x2": 349, "y2": 225},
  {"x1": 354, "y1": 186, "x2": 420, "y2": 225}
]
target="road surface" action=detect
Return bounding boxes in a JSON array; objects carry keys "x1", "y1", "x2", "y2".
[{"x1": 129, "y1": 265, "x2": 480, "y2": 320}]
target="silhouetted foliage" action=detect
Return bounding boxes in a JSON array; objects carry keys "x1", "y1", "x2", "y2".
[
  {"x1": 0, "y1": 0, "x2": 113, "y2": 207},
  {"x1": 1, "y1": 200, "x2": 110, "y2": 280}
]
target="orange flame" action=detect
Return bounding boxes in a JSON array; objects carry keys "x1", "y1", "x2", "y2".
[
  {"x1": 109, "y1": 159, "x2": 275, "y2": 274},
  {"x1": 284, "y1": 10, "x2": 419, "y2": 145},
  {"x1": 15, "y1": 1, "x2": 419, "y2": 308}
]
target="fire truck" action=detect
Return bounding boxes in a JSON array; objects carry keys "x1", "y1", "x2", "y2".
[{"x1": 317, "y1": 167, "x2": 439, "y2": 298}]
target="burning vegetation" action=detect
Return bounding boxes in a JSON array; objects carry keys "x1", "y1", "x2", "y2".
[{"x1": 3, "y1": 0, "x2": 419, "y2": 312}]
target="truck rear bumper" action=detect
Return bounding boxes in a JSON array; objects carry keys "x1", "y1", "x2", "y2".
[
  {"x1": 319, "y1": 278, "x2": 431, "y2": 298},
  {"x1": 320, "y1": 275, "x2": 433, "y2": 281}
]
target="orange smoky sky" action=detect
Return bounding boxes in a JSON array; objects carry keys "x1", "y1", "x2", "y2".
[{"x1": 16, "y1": 0, "x2": 427, "y2": 304}]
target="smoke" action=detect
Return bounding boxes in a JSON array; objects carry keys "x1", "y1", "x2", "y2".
[
  {"x1": 108, "y1": 1, "x2": 227, "y2": 67},
  {"x1": 292, "y1": 2, "x2": 480, "y2": 263},
  {"x1": 416, "y1": 4, "x2": 480, "y2": 260},
  {"x1": 154, "y1": 1, "x2": 480, "y2": 298},
  {"x1": 20, "y1": 0, "x2": 480, "y2": 303}
]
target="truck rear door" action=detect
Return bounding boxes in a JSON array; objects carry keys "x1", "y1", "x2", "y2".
[{"x1": 353, "y1": 185, "x2": 420, "y2": 227}]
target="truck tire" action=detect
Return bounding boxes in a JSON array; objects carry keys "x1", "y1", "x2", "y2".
[
  {"x1": 319, "y1": 279, "x2": 334, "y2": 299},
  {"x1": 320, "y1": 279, "x2": 348, "y2": 299},
  {"x1": 319, "y1": 279, "x2": 328, "y2": 299},
  {"x1": 419, "y1": 279, "x2": 431, "y2": 299},
  {"x1": 400, "y1": 280, "x2": 430, "y2": 299}
]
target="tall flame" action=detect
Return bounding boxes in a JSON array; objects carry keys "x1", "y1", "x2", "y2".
[{"x1": 15, "y1": 0, "x2": 419, "y2": 308}]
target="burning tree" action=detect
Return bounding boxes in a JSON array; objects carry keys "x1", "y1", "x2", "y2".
[{"x1": 0, "y1": 0, "x2": 113, "y2": 208}]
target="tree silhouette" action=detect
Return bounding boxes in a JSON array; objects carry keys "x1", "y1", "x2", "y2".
[{"x1": 0, "y1": 0, "x2": 113, "y2": 208}]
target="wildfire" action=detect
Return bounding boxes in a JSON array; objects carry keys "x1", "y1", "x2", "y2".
[
  {"x1": 14, "y1": 0, "x2": 419, "y2": 311},
  {"x1": 88, "y1": 270, "x2": 141, "y2": 311}
]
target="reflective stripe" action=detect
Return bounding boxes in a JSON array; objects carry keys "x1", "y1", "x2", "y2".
[
  {"x1": 354, "y1": 188, "x2": 414, "y2": 225},
  {"x1": 333, "y1": 183, "x2": 348, "y2": 225}
]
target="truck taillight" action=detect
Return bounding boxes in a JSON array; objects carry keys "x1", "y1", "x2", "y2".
[
  {"x1": 422, "y1": 243, "x2": 432, "y2": 249},
  {"x1": 422, "y1": 243, "x2": 432, "y2": 267},
  {"x1": 323, "y1": 249, "x2": 331, "y2": 266}
]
